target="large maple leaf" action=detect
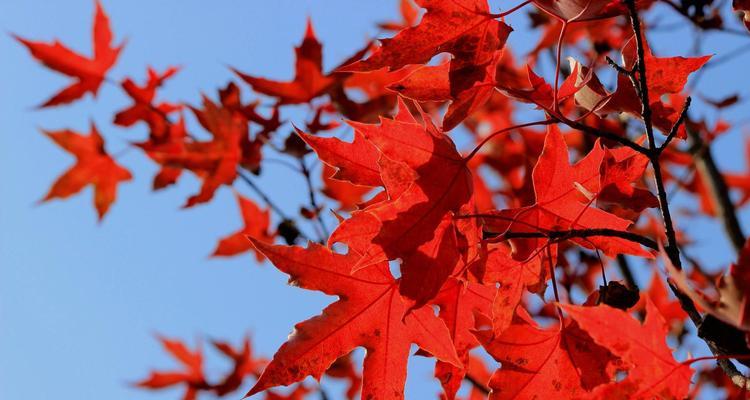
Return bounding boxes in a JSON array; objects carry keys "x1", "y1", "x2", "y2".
[
  {"x1": 562, "y1": 301, "x2": 694, "y2": 399},
  {"x1": 246, "y1": 240, "x2": 461, "y2": 399},
  {"x1": 233, "y1": 19, "x2": 336, "y2": 104},
  {"x1": 481, "y1": 126, "x2": 651, "y2": 260},
  {"x1": 344, "y1": 103, "x2": 474, "y2": 270},
  {"x1": 42, "y1": 123, "x2": 132, "y2": 220},
  {"x1": 341, "y1": 0, "x2": 512, "y2": 73},
  {"x1": 15, "y1": 0, "x2": 123, "y2": 107},
  {"x1": 475, "y1": 311, "x2": 616, "y2": 399}
]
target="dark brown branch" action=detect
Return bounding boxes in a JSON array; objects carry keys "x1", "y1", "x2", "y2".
[
  {"x1": 464, "y1": 373, "x2": 491, "y2": 395},
  {"x1": 237, "y1": 168, "x2": 312, "y2": 243},
  {"x1": 298, "y1": 159, "x2": 329, "y2": 241},
  {"x1": 658, "y1": 0, "x2": 750, "y2": 36},
  {"x1": 491, "y1": 228, "x2": 658, "y2": 250},
  {"x1": 624, "y1": 0, "x2": 681, "y2": 267},
  {"x1": 657, "y1": 96, "x2": 691, "y2": 154},
  {"x1": 624, "y1": 0, "x2": 750, "y2": 388},
  {"x1": 237, "y1": 168, "x2": 288, "y2": 219},
  {"x1": 605, "y1": 56, "x2": 634, "y2": 76},
  {"x1": 616, "y1": 255, "x2": 638, "y2": 290},
  {"x1": 556, "y1": 116, "x2": 651, "y2": 155},
  {"x1": 687, "y1": 126, "x2": 746, "y2": 252}
]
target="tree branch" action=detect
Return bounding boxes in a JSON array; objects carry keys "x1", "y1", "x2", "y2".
[
  {"x1": 616, "y1": 255, "x2": 638, "y2": 289},
  {"x1": 657, "y1": 96, "x2": 691, "y2": 154},
  {"x1": 687, "y1": 126, "x2": 746, "y2": 252},
  {"x1": 624, "y1": 0, "x2": 750, "y2": 388},
  {"x1": 555, "y1": 116, "x2": 651, "y2": 155},
  {"x1": 486, "y1": 227, "x2": 658, "y2": 250},
  {"x1": 464, "y1": 373, "x2": 491, "y2": 395},
  {"x1": 298, "y1": 159, "x2": 329, "y2": 241}
]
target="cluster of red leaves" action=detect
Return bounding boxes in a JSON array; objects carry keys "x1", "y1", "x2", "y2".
[
  {"x1": 18, "y1": 0, "x2": 750, "y2": 399},
  {"x1": 136, "y1": 335, "x2": 360, "y2": 400}
]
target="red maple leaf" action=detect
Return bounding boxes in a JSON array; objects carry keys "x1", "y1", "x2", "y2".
[
  {"x1": 114, "y1": 66, "x2": 181, "y2": 141},
  {"x1": 343, "y1": 102, "x2": 474, "y2": 270},
  {"x1": 142, "y1": 96, "x2": 245, "y2": 208},
  {"x1": 233, "y1": 19, "x2": 336, "y2": 104},
  {"x1": 42, "y1": 123, "x2": 132, "y2": 220},
  {"x1": 15, "y1": 0, "x2": 123, "y2": 107},
  {"x1": 341, "y1": 0, "x2": 512, "y2": 73},
  {"x1": 246, "y1": 239, "x2": 461, "y2": 399}
]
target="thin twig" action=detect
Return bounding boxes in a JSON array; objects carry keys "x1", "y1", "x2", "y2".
[
  {"x1": 605, "y1": 56, "x2": 634, "y2": 76},
  {"x1": 616, "y1": 255, "x2": 638, "y2": 289},
  {"x1": 556, "y1": 116, "x2": 651, "y2": 154},
  {"x1": 657, "y1": 96, "x2": 692, "y2": 154},
  {"x1": 464, "y1": 373, "x2": 491, "y2": 395},
  {"x1": 299, "y1": 159, "x2": 329, "y2": 241}
]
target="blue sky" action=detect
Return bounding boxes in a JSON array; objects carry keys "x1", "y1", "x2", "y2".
[{"x1": 2, "y1": 1, "x2": 750, "y2": 399}]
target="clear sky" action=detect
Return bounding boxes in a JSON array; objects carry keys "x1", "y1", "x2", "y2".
[{"x1": 2, "y1": 1, "x2": 750, "y2": 399}]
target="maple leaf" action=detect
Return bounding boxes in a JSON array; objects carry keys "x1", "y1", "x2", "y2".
[
  {"x1": 212, "y1": 193, "x2": 275, "y2": 261},
  {"x1": 344, "y1": 102, "x2": 474, "y2": 270},
  {"x1": 135, "y1": 337, "x2": 209, "y2": 400},
  {"x1": 14, "y1": 0, "x2": 123, "y2": 107},
  {"x1": 114, "y1": 66, "x2": 181, "y2": 141},
  {"x1": 142, "y1": 96, "x2": 245, "y2": 207},
  {"x1": 233, "y1": 19, "x2": 336, "y2": 104},
  {"x1": 562, "y1": 301, "x2": 694, "y2": 399},
  {"x1": 246, "y1": 240, "x2": 461, "y2": 399},
  {"x1": 42, "y1": 123, "x2": 132, "y2": 220},
  {"x1": 481, "y1": 126, "x2": 651, "y2": 260},
  {"x1": 341, "y1": 0, "x2": 512, "y2": 73},
  {"x1": 475, "y1": 310, "x2": 616, "y2": 399}
]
